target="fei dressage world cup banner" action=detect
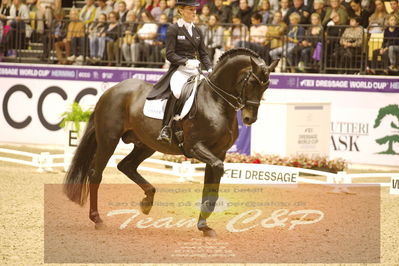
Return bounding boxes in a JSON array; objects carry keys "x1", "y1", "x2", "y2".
[{"x1": 0, "y1": 63, "x2": 398, "y2": 166}]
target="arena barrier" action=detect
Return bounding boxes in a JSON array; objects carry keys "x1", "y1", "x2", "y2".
[{"x1": 1, "y1": 148, "x2": 398, "y2": 193}]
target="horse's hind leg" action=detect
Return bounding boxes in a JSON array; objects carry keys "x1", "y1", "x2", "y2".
[
  {"x1": 89, "y1": 138, "x2": 119, "y2": 229},
  {"x1": 117, "y1": 144, "x2": 156, "y2": 215}
]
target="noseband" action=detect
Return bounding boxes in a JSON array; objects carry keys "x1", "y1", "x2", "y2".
[{"x1": 203, "y1": 69, "x2": 270, "y2": 111}]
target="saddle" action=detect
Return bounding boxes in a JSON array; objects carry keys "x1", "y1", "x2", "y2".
[{"x1": 143, "y1": 74, "x2": 200, "y2": 121}]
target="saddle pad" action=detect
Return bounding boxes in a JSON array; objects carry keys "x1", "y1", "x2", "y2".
[{"x1": 143, "y1": 77, "x2": 198, "y2": 120}]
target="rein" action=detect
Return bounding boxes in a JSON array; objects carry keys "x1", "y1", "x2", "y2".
[{"x1": 200, "y1": 67, "x2": 269, "y2": 112}]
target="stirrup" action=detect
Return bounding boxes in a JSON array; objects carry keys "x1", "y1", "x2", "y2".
[{"x1": 157, "y1": 126, "x2": 172, "y2": 143}]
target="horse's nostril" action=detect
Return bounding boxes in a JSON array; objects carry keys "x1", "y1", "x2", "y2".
[{"x1": 243, "y1": 117, "x2": 251, "y2": 124}]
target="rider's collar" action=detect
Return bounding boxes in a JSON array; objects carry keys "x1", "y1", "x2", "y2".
[{"x1": 177, "y1": 18, "x2": 195, "y2": 29}]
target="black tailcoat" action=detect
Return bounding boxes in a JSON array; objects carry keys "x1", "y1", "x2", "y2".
[{"x1": 147, "y1": 22, "x2": 212, "y2": 99}]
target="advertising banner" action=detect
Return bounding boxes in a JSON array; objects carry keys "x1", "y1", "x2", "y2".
[
  {"x1": 221, "y1": 163, "x2": 299, "y2": 184},
  {"x1": 0, "y1": 64, "x2": 398, "y2": 166}
]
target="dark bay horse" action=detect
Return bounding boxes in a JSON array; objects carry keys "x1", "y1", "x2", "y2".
[{"x1": 64, "y1": 48, "x2": 278, "y2": 237}]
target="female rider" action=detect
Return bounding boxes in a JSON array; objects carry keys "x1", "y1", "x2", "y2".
[{"x1": 147, "y1": 0, "x2": 212, "y2": 143}]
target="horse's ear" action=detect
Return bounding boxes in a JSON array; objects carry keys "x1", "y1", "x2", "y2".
[
  {"x1": 268, "y1": 59, "x2": 280, "y2": 72},
  {"x1": 250, "y1": 57, "x2": 259, "y2": 72}
]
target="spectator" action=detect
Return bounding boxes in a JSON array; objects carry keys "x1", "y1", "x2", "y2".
[
  {"x1": 54, "y1": 9, "x2": 80, "y2": 64},
  {"x1": 349, "y1": 0, "x2": 370, "y2": 28},
  {"x1": 0, "y1": 0, "x2": 11, "y2": 47},
  {"x1": 105, "y1": 11, "x2": 120, "y2": 66},
  {"x1": 225, "y1": 15, "x2": 249, "y2": 50},
  {"x1": 66, "y1": 8, "x2": 85, "y2": 63},
  {"x1": 121, "y1": 10, "x2": 138, "y2": 65},
  {"x1": 257, "y1": 0, "x2": 272, "y2": 24},
  {"x1": 0, "y1": 0, "x2": 11, "y2": 25},
  {"x1": 51, "y1": 8, "x2": 67, "y2": 63},
  {"x1": 144, "y1": 0, "x2": 156, "y2": 13},
  {"x1": 35, "y1": 0, "x2": 61, "y2": 34},
  {"x1": 117, "y1": 0, "x2": 128, "y2": 23},
  {"x1": 123, "y1": 0, "x2": 135, "y2": 10},
  {"x1": 269, "y1": 0, "x2": 280, "y2": 13},
  {"x1": 366, "y1": 14, "x2": 399, "y2": 74},
  {"x1": 280, "y1": 0, "x2": 290, "y2": 20},
  {"x1": 368, "y1": 0, "x2": 387, "y2": 33},
  {"x1": 5, "y1": 0, "x2": 30, "y2": 56},
  {"x1": 237, "y1": 12, "x2": 269, "y2": 62},
  {"x1": 88, "y1": 12, "x2": 107, "y2": 62},
  {"x1": 322, "y1": 0, "x2": 348, "y2": 27},
  {"x1": 151, "y1": 0, "x2": 167, "y2": 22},
  {"x1": 211, "y1": 0, "x2": 232, "y2": 24},
  {"x1": 312, "y1": 0, "x2": 325, "y2": 22},
  {"x1": 332, "y1": 16, "x2": 363, "y2": 71},
  {"x1": 198, "y1": 4, "x2": 210, "y2": 24},
  {"x1": 264, "y1": 10, "x2": 287, "y2": 63},
  {"x1": 164, "y1": 0, "x2": 177, "y2": 23},
  {"x1": 79, "y1": 0, "x2": 97, "y2": 25},
  {"x1": 202, "y1": 13, "x2": 224, "y2": 63},
  {"x1": 131, "y1": 10, "x2": 158, "y2": 66},
  {"x1": 270, "y1": 12, "x2": 305, "y2": 72},
  {"x1": 369, "y1": 14, "x2": 399, "y2": 72},
  {"x1": 153, "y1": 12, "x2": 168, "y2": 64},
  {"x1": 95, "y1": 0, "x2": 112, "y2": 20},
  {"x1": 390, "y1": 0, "x2": 399, "y2": 17},
  {"x1": 237, "y1": 0, "x2": 253, "y2": 27},
  {"x1": 298, "y1": 12, "x2": 323, "y2": 71},
  {"x1": 284, "y1": 0, "x2": 311, "y2": 25}
]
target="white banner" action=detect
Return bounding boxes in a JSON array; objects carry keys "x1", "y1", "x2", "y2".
[
  {"x1": 0, "y1": 78, "x2": 112, "y2": 144},
  {"x1": 221, "y1": 163, "x2": 299, "y2": 184},
  {"x1": 264, "y1": 89, "x2": 399, "y2": 166}
]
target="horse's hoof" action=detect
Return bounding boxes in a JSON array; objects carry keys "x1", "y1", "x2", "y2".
[
  {"x1": 202, "y1": 229, "x2": 217, "y2": 238},
  {"x1": 95, "y1": 222, "x2": 106, "y2": 230},
  {"x1": 140, "y1": 197, "x2": 153, "y2": 215}
]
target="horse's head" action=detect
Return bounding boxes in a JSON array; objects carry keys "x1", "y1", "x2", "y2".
[{"x1": 240, "y1": 57, "x2": 279, "y2": 126}]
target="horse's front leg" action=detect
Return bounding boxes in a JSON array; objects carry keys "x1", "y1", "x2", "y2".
[{"x1": 190, "y1": 142, "x2": 225, "y2": 237}]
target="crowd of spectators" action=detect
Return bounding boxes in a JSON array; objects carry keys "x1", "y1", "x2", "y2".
[{"x1": 0, "y1": 0, "x2": 398, "y2": 74}]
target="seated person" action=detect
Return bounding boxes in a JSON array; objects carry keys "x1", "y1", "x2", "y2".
[
  {"x1": 88, "y1": 12, "x2": 107, "y2": 62},
  {"x1": 121, "y1": 10, "x2": 138, "y2": 66},
  {"x1": 270, "y1": 12, "x2": 304, "y2": 72},
  {"x1": 105, "y1": 11, "x2": 121, "y2": 66},
  {"x1": 65, "y1": 8, "x2": 85, "y2": 62},
  {"x1": 236, "y1": 12, "x2": 269, "y2": 63},
  {"x1": 130, "y1": 10, "x2": 158, "y2": 66},
  {"x1": 202, "y1": 14, "x2": 224, "y2": 63},
  {"x1": 332, "y1": 16, "x2": 363, "y2": 72}
]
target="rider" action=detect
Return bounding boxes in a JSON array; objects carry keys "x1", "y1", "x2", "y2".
[{"x1": 147, "y1": 0, "x2": 213, "y2": 143}]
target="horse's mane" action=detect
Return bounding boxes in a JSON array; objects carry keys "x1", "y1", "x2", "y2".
[{"x1": 215, "y1": 48, "x2": 261, "y2": 68}]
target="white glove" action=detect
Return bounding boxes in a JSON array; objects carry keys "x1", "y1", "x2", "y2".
[
  {"x1": 207, "y1": 68, "x2": 213, "y2": 73},
  {"x1": 185, "y1": 59, "x2": 200, "y2": 69}
]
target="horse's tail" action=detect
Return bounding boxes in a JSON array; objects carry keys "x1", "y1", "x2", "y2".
[{"x1": 63, "y1": 112, "x2": 96, "y2": 206}]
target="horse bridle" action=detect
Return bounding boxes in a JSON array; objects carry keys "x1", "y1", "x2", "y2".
[{"x1": 202, "y1": 68, "x2": 270, "y2": 111}]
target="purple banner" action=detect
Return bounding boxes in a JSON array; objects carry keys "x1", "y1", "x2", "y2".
[{"x1": 0, "y1": 64, "x2": 398, "y2": 93}]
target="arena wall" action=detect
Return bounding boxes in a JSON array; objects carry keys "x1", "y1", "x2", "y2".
[{"x1": 0, "y1": 63, "x2": 398, "y2": 166}]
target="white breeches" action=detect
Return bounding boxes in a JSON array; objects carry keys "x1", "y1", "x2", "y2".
[{"x1": 170, "y1": 65, "x2": 197, "y2": 98}]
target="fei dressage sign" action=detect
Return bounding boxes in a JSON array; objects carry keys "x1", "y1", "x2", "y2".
[{"x1": 221, "y1": 163, "x2": 299, "y2": 185}]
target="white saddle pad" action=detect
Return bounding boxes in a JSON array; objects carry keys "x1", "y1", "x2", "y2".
[{"x1": 143, "y1": 76, "x2": 199, "y2": 120}]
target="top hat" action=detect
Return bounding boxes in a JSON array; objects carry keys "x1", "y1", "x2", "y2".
[{"x1": 176, "y1": 0, "x2": 199, "y2": 7}]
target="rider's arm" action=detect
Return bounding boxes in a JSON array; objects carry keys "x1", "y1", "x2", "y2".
[{"x1": 196, "y1": 27, "x2": 213, "y2": 71}]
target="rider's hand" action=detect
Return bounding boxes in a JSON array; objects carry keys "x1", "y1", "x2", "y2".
[
  {"x1": 207, "y1": 68, "x2": 213, "y2": 73},
  {"x1": 186, "y1": 59, "x2": 200, "y2": 69}
]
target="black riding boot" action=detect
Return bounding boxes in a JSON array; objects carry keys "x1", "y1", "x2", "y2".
[{"x1": 157, "y1": 95, "x2": 178, "y2": 143}]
